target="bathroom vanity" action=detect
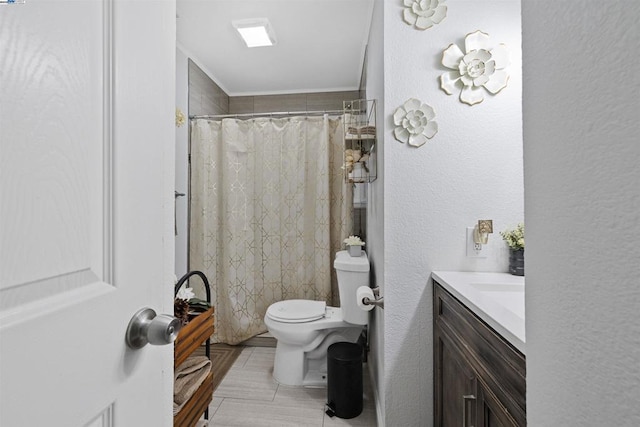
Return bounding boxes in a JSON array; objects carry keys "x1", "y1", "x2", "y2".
[{"x1": 432, "y1": 272, "x2": 526, "y2": 427}]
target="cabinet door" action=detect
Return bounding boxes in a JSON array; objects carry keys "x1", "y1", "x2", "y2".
[
  {"x1": 435, "y1": 330, "x2": 478, "y2": 427},
  {"x1": 477, "y1": 380, "x2": 521, "y2": 427}
]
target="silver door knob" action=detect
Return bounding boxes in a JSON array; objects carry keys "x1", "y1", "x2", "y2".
[{"x1": 125, "y1": 308, "x2": 181, "y2": 349}]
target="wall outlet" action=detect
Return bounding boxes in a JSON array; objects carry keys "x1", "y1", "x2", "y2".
[{"x1": 466, "y1": 227, "x2": 489, "y2": 258}]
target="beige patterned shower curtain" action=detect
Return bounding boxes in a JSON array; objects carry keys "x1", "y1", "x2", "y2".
[{"x1": 189, "y1": 116, "x2": 352, "y2": 344}]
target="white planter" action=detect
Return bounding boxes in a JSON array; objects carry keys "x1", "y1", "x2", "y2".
[
  {"x1": 348, "y1": 245, "x2": 362, "y2": 257},
  {"x1": 350, "y1": 163, "x2": 366, "y2": 182}
]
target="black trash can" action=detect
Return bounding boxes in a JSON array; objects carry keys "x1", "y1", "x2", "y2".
[{"x1": 326, "y1": 342, "x2": 363, "y2": 419}]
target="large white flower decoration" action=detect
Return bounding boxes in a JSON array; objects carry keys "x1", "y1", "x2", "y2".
[
  {"x1": 402, "y1": 0, "x2": 447, "y2": 30},
  {"x1": 440, "y1": 30, "x2": 510, "y2": 105},
  {"x1": 393, "y1": 98, "x2": 438, "y2": 148}
]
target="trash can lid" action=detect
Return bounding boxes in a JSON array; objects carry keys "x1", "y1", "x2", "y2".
[{"x1": 328, "y1": 342, "x2": 362, "y2": 362}]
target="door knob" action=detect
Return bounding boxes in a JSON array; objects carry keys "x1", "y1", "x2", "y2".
[{"x1": 125, "y1": 308, "x2": 181, "y2": 349}]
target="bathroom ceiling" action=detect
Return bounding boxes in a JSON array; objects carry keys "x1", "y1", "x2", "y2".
[{"x1": 176, "y1": 0, "x2": 374, "y2": 96}]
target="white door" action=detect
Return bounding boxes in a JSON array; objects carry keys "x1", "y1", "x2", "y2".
[{"x1": 0, "y1": 1, "x2": 175, "y2": 426}]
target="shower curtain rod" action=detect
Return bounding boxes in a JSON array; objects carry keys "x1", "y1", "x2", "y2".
[{"x1": 189, "y1": 109, "x2": 344, "y2": 120}]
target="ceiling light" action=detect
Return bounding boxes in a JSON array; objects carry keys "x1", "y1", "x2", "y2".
[{"x1": 232, "y1": 18, "x2": 276, "y2": 48}]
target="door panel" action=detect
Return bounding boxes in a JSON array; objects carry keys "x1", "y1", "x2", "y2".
[
  {"x1": 0, "y1": 1, "x2": 175, "y2": 425},
  {"x1": 0, "y1": 0, "x2": 107, "y2": 310}
]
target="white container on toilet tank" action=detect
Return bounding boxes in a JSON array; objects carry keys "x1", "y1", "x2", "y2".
[{"x1": 334, "y1": 250, "x2": 370, "y2": 325}]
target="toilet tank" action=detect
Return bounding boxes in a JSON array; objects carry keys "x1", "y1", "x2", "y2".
[{"x1": 333, "y1": 250, "x2": 370, "y2": 325}]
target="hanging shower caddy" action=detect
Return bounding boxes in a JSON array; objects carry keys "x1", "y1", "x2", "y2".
[{"x1": 343, "y1": 99, "x2": 377, "y2": 183}]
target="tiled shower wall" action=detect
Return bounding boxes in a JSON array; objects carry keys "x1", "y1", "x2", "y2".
[
  {"x1": 188, "y1": 59, "x2": 229, "y2": 116},
  {"x1": 189, "y1": 59, "x2": 362, "y2": 116},
  {"x1": 229, "y1": 91, "x2": 361, "y2": 114}
]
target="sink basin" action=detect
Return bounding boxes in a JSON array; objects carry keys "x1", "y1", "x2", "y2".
[
  {"x1": 431, "y1": 271, "x2": 526, "y2": 352},
  {"x1": 469, "y1": 282, "x2": 525, "y2": 318}
]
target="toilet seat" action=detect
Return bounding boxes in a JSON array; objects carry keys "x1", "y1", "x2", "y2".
[{"x1": 266, "y1": 299, "x2": 326, "y2": 323}]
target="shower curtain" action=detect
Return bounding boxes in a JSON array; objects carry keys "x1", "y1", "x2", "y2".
[{"x1": 190, "y1": 116, "x2": 352, "y2": 344}]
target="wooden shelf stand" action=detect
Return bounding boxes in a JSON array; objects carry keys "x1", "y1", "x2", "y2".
[{"x1": 174, "y1": 307, "x2": 215, "y2": 427}]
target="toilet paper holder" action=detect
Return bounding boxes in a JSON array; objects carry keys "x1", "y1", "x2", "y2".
[{"x1": 362, "y1": 287, "x2": 384, "y2": 309}]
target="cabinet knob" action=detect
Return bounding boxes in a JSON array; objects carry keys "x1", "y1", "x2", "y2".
[
  {"x1": 125, "y1": 307, "x2": 182, "y2": 349},
  {"x1": 462, "y1": 394, "x2": 477, "y2": 427}
]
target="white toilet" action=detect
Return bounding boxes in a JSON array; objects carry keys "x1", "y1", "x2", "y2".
[{"x1": 264, "y1": 250, "x2": 370, "y2": 386}]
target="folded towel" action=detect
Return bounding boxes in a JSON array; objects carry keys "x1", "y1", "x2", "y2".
[
  {"x1": 347, "y1": 125, "x2": 376, "y2": 136},
  {"x1": 173, "y1": 356, "x2": 212, "y2": 415}
]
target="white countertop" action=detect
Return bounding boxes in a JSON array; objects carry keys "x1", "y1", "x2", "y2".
[{"x1": 432, "y1": 271, "x2": 526, "y2": 354}]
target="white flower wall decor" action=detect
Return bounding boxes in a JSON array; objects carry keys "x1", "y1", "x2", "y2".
[
  {"x1": 402, "y1": 0, "x2": 447, "y2": 30},
  {"x1": 393, "y1": 98, "x2": 438, "y2": 148},
  {"x1": 440, "y1": 30, "x2": 510, "y2": 106}
]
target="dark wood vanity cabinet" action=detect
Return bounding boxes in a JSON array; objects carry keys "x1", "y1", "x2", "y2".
[{"x1": 434, "y1": 282, "x2": 526, "y2": 426}]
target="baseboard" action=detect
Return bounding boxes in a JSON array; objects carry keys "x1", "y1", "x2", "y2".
[
  {"x1": 241, "y1": 333, "x2": 276, "y2": 347},
  {"x1": 367, "y1": 363, "x2": 385, "y2": 427}
]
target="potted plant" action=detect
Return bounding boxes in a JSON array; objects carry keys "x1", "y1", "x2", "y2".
[
  {"x1": 500, "y1": 223, "x2": 525, "y2": 276},
  {"x1": 344, "y1": 235, "x2": 365, "y2": 257}
]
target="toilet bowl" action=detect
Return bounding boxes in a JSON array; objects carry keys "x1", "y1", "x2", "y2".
[{"x1": 264, "y1": 251, "x2": 370, "y2": 386}]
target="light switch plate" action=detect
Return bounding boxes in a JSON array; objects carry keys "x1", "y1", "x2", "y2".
[{"x1": 466, "y1": 226, "x2": 489, "y2": 258}]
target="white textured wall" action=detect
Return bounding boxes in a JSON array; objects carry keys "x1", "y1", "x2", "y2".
[
  {"x1": 175, "y1": 47, "x2": 189, "y2": 279},
  {"x1": 380, "y1": 1, "x2": 523, "y2": 424},
  {"x1": 365, "y1": 0, "x2": 385, "y2": 424},
  {"x1": 522, "y1": 2, "x2": 640, "y2": 425}
]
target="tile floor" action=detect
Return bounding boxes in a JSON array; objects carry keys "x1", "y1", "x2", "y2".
[{"x1": 206, "y1": 346, "x2": 378, "y2": 426}]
